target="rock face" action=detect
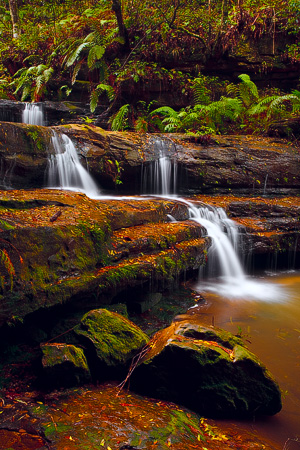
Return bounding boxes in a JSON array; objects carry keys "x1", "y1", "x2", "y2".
[
  {"x1": 131, "y1": 321, "x2": 282, "y2": 418},
  {"x1": 41, "y1": 343, "x2": 91, "y2": 387},
  {"x1": 74, "y1": 309, "x2": 149, "y2": 376},
  {"x1": 1, "y1": 121, "x2": 300, "y2": 194},
  {"x1": 0, "y1": 189, "x2": 208, "y2": 327}
]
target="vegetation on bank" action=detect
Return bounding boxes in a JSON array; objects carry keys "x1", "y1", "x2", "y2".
[{"x1": 1, "y1": 1, "x2": 300, "y2": 136}]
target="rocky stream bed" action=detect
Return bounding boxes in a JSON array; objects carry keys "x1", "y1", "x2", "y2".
[{"x1": 0, "y1": 120, "x2": 300, "y2": 449}]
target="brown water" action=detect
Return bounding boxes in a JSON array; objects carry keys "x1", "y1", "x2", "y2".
[{"x1": 191, "y1": 272, "x2": 300, "y2": 450}]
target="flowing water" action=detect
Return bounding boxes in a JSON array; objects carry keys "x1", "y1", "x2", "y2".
[
  {"x1": 22, "y1": 103, "x2": 44, "y2": 125},
  {"x1": 189, "y1": 272, "x2": 300, "y2": 449},
  {"x1": 48, "y1": 131, "x2": 100, "y2": 197},
  {"x1": 12, "y1": 114, "x2": 300, "y2": 446}
]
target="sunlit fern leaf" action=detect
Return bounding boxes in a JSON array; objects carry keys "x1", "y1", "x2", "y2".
[
  {"x1": 150, "y1": 106, "x2": 178, "y2": 118},
  {"x1": 87, "y1": 45, "x2": 105, "y2": 69},
  {"x1": 110, "y1": 104, "x2": 130, "y2": 131},
  {"x1": 66, "y1": 42, "x2": 90, "y2": 67},
  {"x1": 71, "y1": 62, "x2": 82, "y2": 85},
  {"x1": 226, "y1": 83, "x2": 240, "y2": 98},
  {"x1": 96, "y1": 83, "x2": 115, "y2": 102},
  {"x1": 43, "y1": 67, "x2": 54, "y2": 83},
  {"x1": 21, "y1": 84, "x2": 31, "y2": 101},
  {"x1": 90, "y1": 89, "x2": 100, "y2": 113}
]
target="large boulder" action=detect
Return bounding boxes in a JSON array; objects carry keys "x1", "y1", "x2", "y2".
[
  {"x1": 130, "y1": 321, "x2": 282, "y2": 418},
  {"x1": 74, "y1": 309, "x2": 149, "y2": 377}
]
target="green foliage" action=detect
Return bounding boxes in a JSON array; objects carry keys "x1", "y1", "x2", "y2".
[
  {"x1": 109, "y1": 104, "x2": 131, "y2": 131},
  {"x1": 11, "y1": 64, "x2": 54, "y2": 101},
  {"x1": 90, "y1": 83, "x2": 115, "y2": 113}
]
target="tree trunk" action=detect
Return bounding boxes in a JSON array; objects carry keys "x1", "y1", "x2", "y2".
[
  {"x1": 8, "y1": 0, "x2": 20, "y2": 39},
  {"x1": 111, "y1": 0, "x2": 130, "y2": 52}
]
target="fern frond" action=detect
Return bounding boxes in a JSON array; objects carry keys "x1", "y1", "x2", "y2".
[
  {"x1": 150, "y1": 106, "x2": 178, "y2": 118},
  {"x1": 66, "y1": 42, "x2": 90, "y2": 67},
  {"x1": 238, "y1": 74, "x2": 259, "y2": 106},
  {"x1": 21, "y1": 84, "x2": 31, "y2": 101},
  {"x1": 90, "y1": 89, "x2": 99, "y2": 113},
  {"x1": 192, "y1": 78, "x2": 210, "y2": 105},
  {"x1": 110, "y1": 104, "x2": 130, "y2": 131},
  {"x1": 0, "y1": 249, "x2": 15, "y2": 291},
  {"x1": 87, "y1": 45, "x2": 105, "y2": 69},
  {"x1": 96, "y1": 83, "x2": 115, "y2": 102},
  {"x1": 71, "y1": 62, "x2": 82, "y2": 85}
]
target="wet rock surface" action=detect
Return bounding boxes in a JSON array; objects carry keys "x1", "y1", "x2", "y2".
[
  {"x1": 130, "y1": 320, "x2": 282, "y2": 418},
  {"x1": 1, "y1": 121, "x2": 300, "y2": 194},
  {"x1": 0, "y1": 383, "x2": 278, "y2": 450}
]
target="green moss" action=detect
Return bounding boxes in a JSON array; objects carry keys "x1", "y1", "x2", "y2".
[
  {"x1": 75, "y1": 309, "x2": 149, "y2": 367},
  {"x1": 0, "y1": 219, "x2": 15, "y2": 230}
]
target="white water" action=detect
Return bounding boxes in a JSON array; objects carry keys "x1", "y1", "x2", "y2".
[
  {"x1": 141, "y1": 137, "x2": 177, "y2": 195},
  {"x1": 141, "y1": 157, "x2": 177, "y2": 195},
  {"x1": 22, "y1": 103, "x2": 44, "y2": 125},
  {"x1": 48, "y1": 132, "x2": 100, "y2": 197}
]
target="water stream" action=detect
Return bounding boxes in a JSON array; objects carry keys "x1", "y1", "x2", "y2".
[
  {"x1": 22, "y1": 103, "x2": 44, "y2": 126},
  {"x1": 189, "y1": 272, "x2": 300, "y2": 448},
  {"x1": 48, "y1": 132, "x2": 100, "y2": 197},
  {"x1": 16, "y1": 113, "x2": 299, "y2": 444}
]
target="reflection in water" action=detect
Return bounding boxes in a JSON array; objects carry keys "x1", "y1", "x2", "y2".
[{"x1": 192, "y1": 272, "x2": 300, "y2": 448}]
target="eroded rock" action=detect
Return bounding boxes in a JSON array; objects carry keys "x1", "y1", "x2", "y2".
[
  {"x1": 131, "y1": 321, "x2": 282, "y2": 418},
  {"x1": 41, "y1": 342, "x2": 91, "y2": 387},
  {"x1": 74, "y1": 309, "x2": 149, "y2": 376}
]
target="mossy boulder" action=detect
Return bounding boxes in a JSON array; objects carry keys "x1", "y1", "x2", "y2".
[
  {"x1": 130, "y1": 321, "x2": 282, "y2": 418},
  {"x1": 74, "y1": 309, "x2": 149, "y2": 377},
  {"x1": 41, "y1": 343, "x2": 91, "y2": 387}
]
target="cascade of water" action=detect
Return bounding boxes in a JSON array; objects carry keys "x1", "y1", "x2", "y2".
[
  {"x1": 142, "y1": 157, "x2": 177, "y2": 195},
  {"x1": 263, "y1": 173, "x2": 268, "y2": 196},
  {"x1": 141, "y1": 137, "x2": 177, "y2": 195},
  {"x1": 48, "y1": 132, "x2": 99, "y2": 197},
  {"x1": 22, "y1": 103, "x2": 44, "y2": 126},
  {"x1": 187, "y1": 202, "x2": 245, "y2": 280}
]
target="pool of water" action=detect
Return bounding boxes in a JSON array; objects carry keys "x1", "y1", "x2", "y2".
[{"x1": 191, "y1": 272, "x2": 300, "y2": 449}]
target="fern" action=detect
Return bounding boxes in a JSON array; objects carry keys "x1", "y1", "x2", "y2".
[
  {"x1": 87, "y1": 45, "x2": 105, "y2": 69},
  {"x1": 96, "y1": 83, "x2": 115, "y2": 102},
  {"x1": 90, "y1": 90, "x2": 100, "y2": 113},
  {"x1": 66, "y1": 42, "x2": 90, "y2": 67},
  {"x1": 71, "y1": 62, "x2": 82, "y2": 85},
  {"x1": 192, "y1": 78, "x2": 210, "y2": 105},
  {"x1": 150, "y1": 106, "x2": 178, "y2": 118},
  {"x1": 110, "y1": 104, "x2": 130, "y2": 131},
  {"x1": 237, "y1": 74, "x2": 259, "y2": 107}
]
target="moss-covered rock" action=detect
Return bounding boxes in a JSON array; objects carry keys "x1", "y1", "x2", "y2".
[
  {"x1": 130, "y1": 320, "x2": 282, "y2": 418},
  {"x1": 41, "y1": 343, "x2": 91, "y2": 387},
  {"x1": 74, "y1": 309, "x2": 149, "y2": 377}
]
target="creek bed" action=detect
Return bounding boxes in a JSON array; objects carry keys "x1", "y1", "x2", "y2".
[{"x1": 189, "y1": 271, "x2": 300, "y2": 449}]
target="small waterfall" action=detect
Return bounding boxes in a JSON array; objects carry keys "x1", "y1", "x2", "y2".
[
  {"x1": 141, "y1": 157, "x2": 177, "y2": 195},
  {"x1": 22, "y1": 103, "x2": 44, "y2": 126},
  {"x1": 263, "y1": 174, "x2": 268, "y2": 196},
  {"x1": 141, "y1": 137, "x2": 177, "y2": 195},
  {"x1": 48, "y1": 132, "x2": 99, "y2": 197},
  {"x1": 187, "y1": 203, "x2": 245, "y2": 280}
]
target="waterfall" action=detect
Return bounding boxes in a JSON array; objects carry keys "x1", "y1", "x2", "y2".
[
  {"x1": 22, "y1": 103, "x2": 44, "y2": 126},
  {"x1": 48, "y1": 132, "x2": 99, "y2": 197},
  {"x1": 187, "y1": 202, "x2": 245, "y2": 280},
  {"x1": 141, "y1": 157, "x2": 177, "y2": 195},
  {"x1": 141, "y1": 137, "x2": 177, "y2": 195}
]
